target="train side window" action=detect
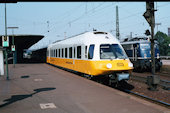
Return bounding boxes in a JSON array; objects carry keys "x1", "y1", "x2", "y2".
[
  {"x1": 88, "y1": 44, "x2": 95, "y2": 59},
  {"x1": 53, "y1": 50, "x2": 55, "y2": 57},
  {"x1": 56, "y1": 49, "x2": 58, "y2": 57},
  {"x1": 65, "y1": 48, "x2": 67, "y2": 58},
  {"x1": 122, "y1": 44, "x2": 133, "y2": 50},
  {"x1": 62, "y1": 48, "x2": 64, "y2": 58},
  {"x1": 59, "y1": 49, "x2": 60, "y2": 57},
  {"x1": 77, "y1": 46, "x2": 81, "y2": 59},
  {"x1": 69, "y1": 47, "x2": 72, "y2": 58},
  {"x1": 85, "y1": 46, "x2": 87, "y2": 58}
]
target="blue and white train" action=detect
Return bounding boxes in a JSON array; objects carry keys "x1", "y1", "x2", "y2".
[{"x1": 121, "y1": 37, "x2": 162, "y2": 72}]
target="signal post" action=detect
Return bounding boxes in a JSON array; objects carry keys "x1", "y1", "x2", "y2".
[
  {"x1": 0, "y1": 0, "x2": 17, "y2": 80},
  {"x1": 143, "y1": 1, "x2": 160, "y2": 91}
]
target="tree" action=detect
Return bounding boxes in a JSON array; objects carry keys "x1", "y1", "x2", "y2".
[{"x1": 155, "y1": 31, "x2": 170, "y2": 56}]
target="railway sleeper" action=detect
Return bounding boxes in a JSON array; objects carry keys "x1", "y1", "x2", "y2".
[{"x1": 160, "y1": 80, "x2": 170, "y2": 90}]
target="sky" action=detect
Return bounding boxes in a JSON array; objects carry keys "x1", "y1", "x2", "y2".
[{"x1": 0, "y1": 2, "x2": 170, "y2": 50}]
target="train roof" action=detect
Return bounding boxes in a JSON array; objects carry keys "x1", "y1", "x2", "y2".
[
  {"x1": 48, "y1": 31, "x2": 120, "y2": 48},
  {"x1": 121, "y1": 40, "x2": 158, "y2": 45},
  {"x1": 121, "y1": 40, "x2": 150, "y2": 45}
]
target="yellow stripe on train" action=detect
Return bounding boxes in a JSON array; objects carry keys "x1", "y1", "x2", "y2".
[{"x1": 47, "y1": 56, "x2": 133, "y2": 76}]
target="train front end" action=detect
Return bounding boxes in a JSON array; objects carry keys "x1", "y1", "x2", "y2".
[
  {"x1": 138, "y1": 42, "x2": 162, "y2": 71},
  {"x1": 89, "y1": 42, "x2": 134, "y2": 85}
]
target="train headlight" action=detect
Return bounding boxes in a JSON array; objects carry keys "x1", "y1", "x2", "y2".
[
  {"x1": 144, "y1": 53, "x2": 147, "y2": 59},
  {"x1": 128, "y1": 62, "x2": 133, "y2": 68},
  {"x1": 157, "y1": 53, "x2": 160, "y2": 59},
  {"x1": 106, "y1": 63, "x2": 112, "y2": 69}
]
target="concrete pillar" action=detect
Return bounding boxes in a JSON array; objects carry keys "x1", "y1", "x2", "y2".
[{"x1": 0, "y1": 49, "x2": 4, "y2": 75}]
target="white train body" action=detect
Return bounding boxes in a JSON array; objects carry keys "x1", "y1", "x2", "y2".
[{"x1": 47, "y1": 31, "x2": 133, "y2": 82}]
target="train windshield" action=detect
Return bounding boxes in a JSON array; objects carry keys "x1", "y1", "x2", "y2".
[
  {"x1": 140, "y1": 43, "x2": 159, "y2": 49},
  {"x1": 140, "y1": 43, "x2": 150, "y2": 49},
  {"x1": 100, "y1": 44, "x2": 128, "y2": 59}
]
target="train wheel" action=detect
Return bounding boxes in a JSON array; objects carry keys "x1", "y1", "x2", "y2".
[
  {"x1": 118, "y1": 80, "x2": 134, "y2": 90},
  {"x1": 109, "y1": 79, "x2": 118, "y2": 87},
  {"x1": 108, "y1": 74, "x2": 118, "y2": 87}
]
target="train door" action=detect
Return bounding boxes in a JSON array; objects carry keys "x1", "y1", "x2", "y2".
[{"x1": 133, "y1": 44, "x2": 138, "y2": 61}]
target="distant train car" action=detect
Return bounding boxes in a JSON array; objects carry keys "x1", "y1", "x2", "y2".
[
  {"x1": 47, "y1": 31, "x2": 133, "y2": 86},
  {"x1": 121, "y1": 37, "x2": 162, "y2": 72}
]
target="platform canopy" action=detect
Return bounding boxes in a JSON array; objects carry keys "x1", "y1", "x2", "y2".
[{"x1": 0, "y1": 34, "x2": 44, "y2": 63}]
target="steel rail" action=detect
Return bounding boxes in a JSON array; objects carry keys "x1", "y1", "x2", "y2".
[
  {"x1": 131, "y1": 75, "x2": 170, "y2": 90},
  {"x1": 124, "y1": 89, "x2": 170, "y2": 108}
]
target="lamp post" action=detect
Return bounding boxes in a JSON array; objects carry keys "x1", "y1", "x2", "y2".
[
  {"x1": 4, "y1": 3, "x2": 9, "y2": 80},
  {"x1": 2, "y1": 0, "x2": 17, "y2": 80},
  {"x1": 7, "y1": 27, "x2": 18, "y2": 68}
]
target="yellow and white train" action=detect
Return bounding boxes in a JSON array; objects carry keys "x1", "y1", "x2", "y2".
[{"x1": 47, "y1": 31, "x2": 133, "y2": 85}]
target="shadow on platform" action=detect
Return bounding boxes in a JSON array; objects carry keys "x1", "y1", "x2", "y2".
[{"x1": 0, "y1": 87, "x2": 56, "y2": 108}]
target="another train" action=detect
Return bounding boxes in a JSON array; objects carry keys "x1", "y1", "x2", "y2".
[
  {"x1": 47, "y1": 31, "x2": 133, "y2": 86},
  {"x1": 121, "y1": 37, "x2": 162, "y2": 72}
]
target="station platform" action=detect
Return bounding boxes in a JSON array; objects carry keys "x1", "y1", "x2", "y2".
[{"x1": 0, "y1": 64, "x2": 169, "y2": 113}]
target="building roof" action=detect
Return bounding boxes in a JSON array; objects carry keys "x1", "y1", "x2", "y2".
[{"x1": 0, "y1": 34, "x2": 44, "y2": 49}]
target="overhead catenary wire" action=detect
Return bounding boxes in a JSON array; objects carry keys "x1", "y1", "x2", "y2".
[
  {"x1": 43, "y1": 2, "x2": 129, "y2": 38},
  {"x1": 42, "y1": 2, "x2": 106, "y2": 37},
  {"x1": 26, "y1": 2, "x2": 170, "y2": 49}
]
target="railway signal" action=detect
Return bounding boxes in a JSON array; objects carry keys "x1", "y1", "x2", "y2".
[
  {"x1": 2, "y1": 36, "x2": 9, "y2": 47},
  {"x1": 11, "y1": 45, "x2": 15, "y2": 51},
  {"x1": 143, "y1": 2, "x2": 156, "y2": 27},
  {"x1": 144, "y1": 29, "x2": 151, "y2": 36},
  {"x1": 143, "y1": 1, "x2": 160, "y2": 91}
]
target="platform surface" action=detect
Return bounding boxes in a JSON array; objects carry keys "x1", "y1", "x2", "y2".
[{"x1": 0, "y1": 64, "x2": 169, "y2": 113}]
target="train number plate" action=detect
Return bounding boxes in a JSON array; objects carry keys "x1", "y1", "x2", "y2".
[{"x1": 117, "y1": 63, "x2": 124, "y2": 66}]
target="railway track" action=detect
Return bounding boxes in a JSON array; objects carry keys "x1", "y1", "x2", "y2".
[
  {"x1": 156, "y1": 72, "x2": 170, "y2": 78},
  {"x1": 90, "y1": 75, "x2": 170, "y2": 108},
  {"x1": 131, "y1": 75, "x2": 170, "y2": 90},
  {"x1": 123, "y1": 89, "x2": 170, "y2": 108},
  {"x1": 96, "y1": 79, "x2": 170, "y2": 108}
]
